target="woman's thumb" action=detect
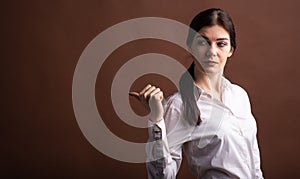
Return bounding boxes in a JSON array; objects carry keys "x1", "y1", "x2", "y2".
[{"x1": 129, "y1": 91, "x2": 140, "y2": 100}]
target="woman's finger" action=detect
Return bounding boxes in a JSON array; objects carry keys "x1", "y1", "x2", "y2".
[
  {"x1": 129, "y1": 84, "x2": 152, "y2": 102},
  {"x1": 149, "y1": 88, "x2": 161, "y2": 97},
  {"x1": 139, "y1": 84, "x2": 152, "y2": 95},
  {"x1": 129, "y1": 91, "x2": 139, "y2": 97},
  {"x1": 150, "y1": 90, "x2": 164, "y2": 101},
  {"x1": 129, "y1": 85, "x2": 162, "y2": 112},
  {"x1": 129, "y1": 91, "x2": 140, "y2": 100},
  {"x1": 144, "y1": 86, "x2": 157, "y2": 99}
]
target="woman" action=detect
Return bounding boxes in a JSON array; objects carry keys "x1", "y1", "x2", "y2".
[{"x1": 130, "y1": 8, "x2": 263, "y2": 179}]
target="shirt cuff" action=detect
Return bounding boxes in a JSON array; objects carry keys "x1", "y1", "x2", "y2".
[{"x1": 148, "y1": 119, "x2": 166, "y2": 141}]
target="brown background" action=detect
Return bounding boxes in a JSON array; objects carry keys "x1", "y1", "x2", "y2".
[{"x1": 2, "y1": 0, "x2": 300, "y2": 178}]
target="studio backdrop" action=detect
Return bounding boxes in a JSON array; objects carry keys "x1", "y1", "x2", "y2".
[{"x1": 2, "y1": 0, "x2": 300, "y2": 178}]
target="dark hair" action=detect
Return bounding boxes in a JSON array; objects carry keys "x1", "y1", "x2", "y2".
[
  {"x1": 186, "y1": 8, "x2": 236, "y2": 50},
  {"x1": 179, "y1": 8, "x2": 236, "y2": 125}
]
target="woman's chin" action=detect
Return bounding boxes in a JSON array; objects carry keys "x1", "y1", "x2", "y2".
[{"x1": 202, "y1": 67, "x2": 221, "y2": 75}]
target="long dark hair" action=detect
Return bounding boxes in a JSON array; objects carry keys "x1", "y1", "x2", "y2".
[{"x1": 179, "y1": 8, "x2": 237, "y2": 125}]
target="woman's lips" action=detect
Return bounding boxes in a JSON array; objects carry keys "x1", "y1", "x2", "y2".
[{"x1": 203, "y1": 61, "x2": 218, "y2": 65}]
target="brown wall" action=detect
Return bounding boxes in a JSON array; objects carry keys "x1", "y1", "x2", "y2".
[{"x1": 2, "y1": 0, "x2": 300, "y2": 178}]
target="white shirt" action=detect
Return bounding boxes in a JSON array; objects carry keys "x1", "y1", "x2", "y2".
[{"x1": 146, "y1": 77, "x2": 263, "y2": 179}]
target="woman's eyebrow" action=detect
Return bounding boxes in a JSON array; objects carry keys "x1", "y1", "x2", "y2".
[
  {"x1": 216, "y1": 37, "x2": 229, "y2": 41},
  {"x1": 196, "y1": 34, "x2": 209, "y2": 41},
  {"x1": 196, "y1": 34, "x2": 229, "y2": 41}
]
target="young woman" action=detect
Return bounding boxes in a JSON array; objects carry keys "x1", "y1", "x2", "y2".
[{"x1": 130, "y1": 8, "x2": 263, "y2": 179}]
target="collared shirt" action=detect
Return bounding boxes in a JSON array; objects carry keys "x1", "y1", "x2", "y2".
[{"x1": 146, "y1": 77, "x2": 263, "y2": 179}]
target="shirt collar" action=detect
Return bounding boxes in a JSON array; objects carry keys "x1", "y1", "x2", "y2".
[{"x1": 193, "y1": 76, "x2": 231, "y2": 101}]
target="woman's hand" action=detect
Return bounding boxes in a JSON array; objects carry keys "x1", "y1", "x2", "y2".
[{"x1": 129, "y1": 84, "x2": 164, "y2": 123}]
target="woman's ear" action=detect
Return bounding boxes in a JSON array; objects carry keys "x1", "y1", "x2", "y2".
[{"x1": 228, "y1": 47, "x2": 234, "y2": 58}]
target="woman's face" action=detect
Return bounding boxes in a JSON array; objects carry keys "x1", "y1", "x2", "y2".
[{"x1": 190, "y1": 25, "x2": 234, "y2": 75}]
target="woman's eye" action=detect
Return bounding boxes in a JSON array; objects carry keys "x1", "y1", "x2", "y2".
[
  {"x1": 197, "y1": 40, "x2": 208, "y2": 46},
  {"x1": 217, "y1": 42, "x2": 227, "y2": 47}
]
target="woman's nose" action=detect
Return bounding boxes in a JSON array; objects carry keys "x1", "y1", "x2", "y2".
[{"x1": 206, "y1": 44, "x2": 217, "y2": 57}]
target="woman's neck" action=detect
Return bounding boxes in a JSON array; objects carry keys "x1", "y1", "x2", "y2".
[{"x1": 194, "y1": 66, "x2": 223, "y2": 101}]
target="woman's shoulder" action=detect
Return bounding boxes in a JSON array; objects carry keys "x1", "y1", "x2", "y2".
[
  {"x1": 224, "y1": 78, "x2": 253, "y2": 116},
  {"x1": 224, "y1": 78, "x2": 249, "y2": 98},
  {"x1": 165, "y1": 92, "x2": 183, "y2": 108}
]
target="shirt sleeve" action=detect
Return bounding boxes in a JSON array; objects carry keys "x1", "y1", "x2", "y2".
[
  {"x1": 146, "y1": 96, "x2": 183, "y2": 179},
  {"x1": 236, "y1": 86, "x2": 264, "y2": 178},
  {"x1": 243, "y1": 89, "x2": 264, "y2": 179},
  {"x1": 253, "y1": 131, "x2": 264, "y2": 178}
]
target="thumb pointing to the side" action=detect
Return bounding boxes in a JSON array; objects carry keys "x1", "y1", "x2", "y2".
[{"x1": 129, "y1": 91, "x2": 140, "y2": 101}]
